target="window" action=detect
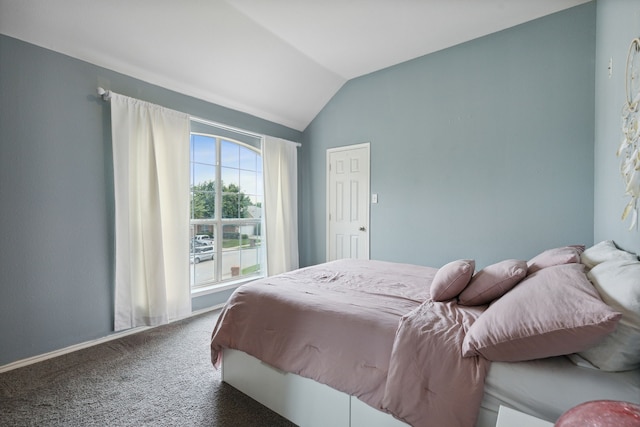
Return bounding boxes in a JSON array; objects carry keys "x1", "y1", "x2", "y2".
[{"x1": 190, "y1": 132, "x2": 264, "y2": 289}]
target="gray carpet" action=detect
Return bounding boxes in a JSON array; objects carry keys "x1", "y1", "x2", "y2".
[{"x1": 0, "y1": 310, "x2": 297, "y2": 426}]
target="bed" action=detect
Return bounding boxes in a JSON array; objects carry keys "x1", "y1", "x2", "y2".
[{"x1": 210, "y1": 241, "x2": 640, "y2": 427}]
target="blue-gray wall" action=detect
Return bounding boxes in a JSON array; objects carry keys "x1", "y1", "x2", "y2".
[
  {"x1": 300, "y1": 3, "x2": 597, "y2": 269},
  {"x1": 594, "y1": 0, "x2": 640, "y2": 255},
  {"x1": 0, "y1": 34, "x2": 301, "y2": 366},
  {"x1": 4, "y1": 0, "x2": 629, "y2": 368}
]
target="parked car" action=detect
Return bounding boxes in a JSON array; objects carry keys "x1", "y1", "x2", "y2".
[
  {"x1": 191, "y1": 245, "x2": 214, "y2": 264},
  {"x1": 190, "y1": 239, "x2": 207, "y2": 251},
  {"x1": 194, "y1": 235, "x2": 214, "y2": 245}
]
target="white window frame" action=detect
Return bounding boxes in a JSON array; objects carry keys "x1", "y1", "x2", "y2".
[{"x1": 190, "y1": 131, "x2": 264, "y2": 295}]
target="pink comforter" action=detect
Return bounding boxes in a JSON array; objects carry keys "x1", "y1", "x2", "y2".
[{"x1": 210, "y1": 259, "x2": 489, "y2": 427}]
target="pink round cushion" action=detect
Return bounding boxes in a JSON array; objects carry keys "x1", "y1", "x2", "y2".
[
  {"x1": 430, "y1": 259, "x2": 475, "y2": 302},
  {"x1": 555, "y1": 400, "x2": 640, "y2": 427}
]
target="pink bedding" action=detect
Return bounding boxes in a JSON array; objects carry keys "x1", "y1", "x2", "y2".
[
  {"x1": 210, "y1": 259, "x2": 490, "y2": 427},
  {"x1": 383, "y1": 300, "x2": 488, "y2": 426}
]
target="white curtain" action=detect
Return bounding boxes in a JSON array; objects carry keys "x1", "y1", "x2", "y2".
[
  {"x1": 110, "y1": 93, "x2": 192, "y2": 331},
  {"x1": 262, "y1": 136, "x2": 299, "y2": 276}
]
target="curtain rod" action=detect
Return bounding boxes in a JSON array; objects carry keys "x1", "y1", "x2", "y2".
[{"x1": 97, "y1": 87, "x2": 301, "y2": 147}]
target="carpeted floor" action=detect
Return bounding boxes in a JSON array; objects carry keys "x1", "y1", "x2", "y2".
[{"x1": 0, "y1": 310, "x2": 297, "y2": 426}]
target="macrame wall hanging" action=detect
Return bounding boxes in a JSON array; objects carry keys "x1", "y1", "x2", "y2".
[{"x1": 619, "y1": 37, "x2": 640, "y2": 230}]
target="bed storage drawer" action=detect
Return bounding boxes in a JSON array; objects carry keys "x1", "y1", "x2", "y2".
[
  {"x1": 350, "y1": 396, "x2": 408, "y2": 427},
  {"x1": 222, "y1": 349, "x2": 350, "y2": 427}
]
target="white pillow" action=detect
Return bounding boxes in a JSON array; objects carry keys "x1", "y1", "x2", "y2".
[
  {"x1": 580, "y1": 240, "x2": 637, "y2": 269},
  {"x1": 578, "y1": 259, "x2": 640, "y2": 371}
]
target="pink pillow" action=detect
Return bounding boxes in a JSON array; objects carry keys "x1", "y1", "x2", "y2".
[
  {"x1": 527, "y1": 245, "x2": 583, "y2": 274},
  {"x1": 430, "y1": 259, "x2": 475, "y2": 301},
  {"x1": 462, "y1": 263, "x2": 621, "y2": 362},
  {"x1": 458, "y1": 259, "x2": 527, "y2": 306}
]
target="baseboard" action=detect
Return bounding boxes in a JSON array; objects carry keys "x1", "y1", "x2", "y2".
[{"x1": 0, "y1": 305, "x2": 223, "y2": 374}]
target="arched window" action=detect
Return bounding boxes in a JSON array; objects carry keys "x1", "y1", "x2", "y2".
[{"x1": 190, "y1": 132, "x2": 264, "y2": 289}]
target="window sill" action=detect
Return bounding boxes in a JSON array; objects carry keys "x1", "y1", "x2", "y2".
[{"x1": 191, "y1": 276, "x2": 263, "y2": 298}]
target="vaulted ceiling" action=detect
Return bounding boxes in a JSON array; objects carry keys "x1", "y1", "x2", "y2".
[{"x1": 0, "y1": 0, "x2": 591, "y2": 131}]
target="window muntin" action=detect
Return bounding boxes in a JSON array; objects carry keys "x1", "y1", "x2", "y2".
[{"x1": 190, "y1": 133, "x2": 263, "y2": 289}]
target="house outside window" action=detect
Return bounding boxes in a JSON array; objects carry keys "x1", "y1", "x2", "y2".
[{"x1": 190, "y1": 131, "x2": 264, "y2": 289}]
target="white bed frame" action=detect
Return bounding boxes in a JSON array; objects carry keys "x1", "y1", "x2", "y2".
[{"x1": 221, "y1": 349, "x2": 499, "y2": 427}]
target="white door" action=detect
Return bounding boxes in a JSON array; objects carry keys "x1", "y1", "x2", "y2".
[{"x1": 326, "y1": 143, "x2": 370, "y2": 261}]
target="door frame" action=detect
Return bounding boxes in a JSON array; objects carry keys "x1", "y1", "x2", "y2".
[{"x1": 326, "y1": 142, "x2": 371, "y2": 261}]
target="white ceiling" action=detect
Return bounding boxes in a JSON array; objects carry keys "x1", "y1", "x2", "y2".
[{"x1": 0, "y1": 0, "x2": 591, "y2": 131}]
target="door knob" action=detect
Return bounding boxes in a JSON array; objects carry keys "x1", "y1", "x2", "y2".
[{"x1": 359, "y1": 226, "x2": 366, "y2": 231}]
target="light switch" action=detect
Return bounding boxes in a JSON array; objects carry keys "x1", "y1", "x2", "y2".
[{"x1": 371, "y1": 193, "x2": 378, "y2": 204}]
